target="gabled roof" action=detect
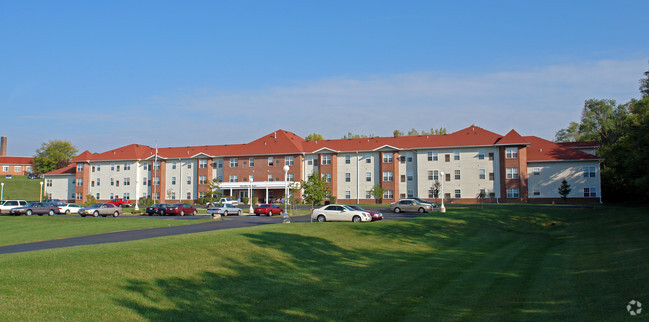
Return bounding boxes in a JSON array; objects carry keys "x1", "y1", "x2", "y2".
[
  {"x1": 557, "y1": 141, "x2": 600, "y2": 148},
  {"x1": 0, "y1": 156, "x2": 33, "y2": 165},
  {"x1": 494, "y1": 129, "x2": 530, "y2": 146},
  {"x1": 525, "y1": 136, "x2": 602, "y2": 162},
  {"x1": 71, "y1": 150, "x2": 96, "y2": 162},
  {"x1": 44, "y1": 164, "x2": 76, "y2": 176}
]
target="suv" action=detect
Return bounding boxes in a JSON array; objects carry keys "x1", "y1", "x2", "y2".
[{"x1": 0, "y1": 200, "x2": 28, "y2": 215}]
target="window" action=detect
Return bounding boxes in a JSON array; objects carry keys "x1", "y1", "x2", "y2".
[
  {"x1": 445, "y1": 154, "x2": 450, "y2": 162},
  {"x1": 76, "y1": 193, "x2": 82, "y2": 200},
  {"x1": 399, "y1": 155, "x2": 406, "y2": 164},
  {"x1": 111, "y1": 163, "x2": 115, "y2": 171},
  {"x1": 1, "y1": 166, "x2": 8, "y2": 172},
  {"x1": 152, "y1": 192, "x2": 160, "y2": 200},
  {"x1": 323, "y1": 173, "x2": 331, "y2": 183},
  {"x1": 287, "y1": 173, "x2": 294, "y2": 181},
  {"x1": 218, "y1": 160, "x2": 223, "y2": 169},
  {"x1": 77, "y1": 164, "x2": 83, "y2": 172},
  {"x1": 143, "y1": 163, "x2": 149, "y2": 171},
  {"x1": 366, "y1": 172, "x2": 372, "y2": 182},
  {"x1": 249, "y1": 175, "x2": 254, "y2": 182},
  {"x1": 400, "y1": 175, "x2": 406, "y2": 183},
  {"x1": 12, "y1": 166, "x2": 19, "y2": 172},
  {"x1": 199, "y1": 192, "x2": 206, "y2": 198},
  {"x1": 91, "y1": 181, "x2": 95, "y2": 187},
  {"x1": 199, "y1": 176, "x2": 207, "y2": 184},
  {"x1": 365, "y1": 154, "x2": 372, "y2": 163},
  {"x1": 444, "y1": 193, "x2": 451, "y2": 199},
  {"x1": 285, "y1": 156, "x2": 294, "y2": 166},
  {"x1": 155, "y1": 161, "x2": 161, "y2": 170},
  {"x1": 142, "y1": 177, "x2": 147, "y2": 186},
  {"x1": 382, "y1": 153, "x2": 393, "y2": 163},
  {"x1": 407, "y1": 190, "x2": 414, "y2": 198},
  {"x1": 170, "y1": 191, "x2": 176, "y2": 199},
  {"x1": 345, "y1": 155, "x2": 351, "y2": 164},
  {"x1": 533, "y1": 188, "x2": 540, "y2": 196},
  {"x1": 345, "y1": 173, "x2": 351, "y2": 182},
  {"x1": 345, "y1": 191, "x2": 351, "y2": 199},
  {"x1": 153, "y1": 177, "x2": 160, "y2": 186},
  {"x1": 123, "y1": 193, "x2": 130, "y2": 200},
  {"x1": 383, "y1": 171, "x2": 393, "y2": 182},
  {"x1": 533, "y1": 167, "x2": 540, "y2": 175},
  {"x1": 445, "y1": 173, "x2": 451, "y2": 181},
  {"x1": 124, "y1": 178, "x2": 130, "y2": 186},
  {"x1": 428, "y1": 152, "x2": 438, "y2": 161},
  {"x1": 230, "y1": 158, "x2": 238, "y2": 168},
  {"x1": 454, "y1": 170, "x2": 461, "y2": 180},
  {"x1": 96, "y1": 193, "x2": 100, "y2": 199},
  {"x1": 506, "y1": 147, "x2": 518, "y2": 158},
  {"x1": 268, "y1": 157, "x2": 274, "y2": 166},
  {"x1": 307, "y1": 157, "x2": 313, "y2": 166},
  {"x1": 116, "y1": 180, "x2": 120, "y2": 187},
  {"x1": 76, "y1": 178, "x2": 83, "y2": 187},
  {"x1": 199, "y1": 160, "x2": 207, "y2": 168},
  {"x1": 187, "y1": 192, "x2": 192, "y2": 199},
  {"x1": 488, "y1": 152, "x2": 494, "y2": 161},
  {"x1": 187, "y1": 162, "x2": 191, "y2": 169},
  {"x1": 321, "y1": 155, "x2": 331, "y2": 165},
  {"x1": 187, "y1": 176, "x2": 191, "y2": 184},
  {"x1": 454, "y1": 189, "x2": 461, "y2": 198},
  {"x1": 584, "y1": 188, "x2": 597, "y2": 197},
  {"x1": 268, "y1": 174, "x2": 273, "y2": 181},
  {"x1": 46, "y1": 179, "x2": 52, "y2": 187},
  {"x1": 479, "y1": 169, "x2": 486, "y2": 180},
  {"x1": 110, "y1": 178, "x2": 114, "y2": 186},
  {"x1": 117, "y1": 165, "x2": 121, "y2": 172},
  {"x1": 407, "y1": 152, "x2": 413, "y2": 162},
  {"x1": 171, "y1": 177, "x2": 176, "y2": 185},
  {"x1": 366, "y1": 191, "x2": 372, "y2": 199},
  {"x1": 428, "y1": 170, "x2": 439, "y2": 181},
  {"x1": 229, "y1": 175, "x2": 238, "y2": 182},
  {"x1": 478, "y1": 150, "x2": 485, "y2": 160},
  {"x1": 489, "y1": 172, "x2": 494, "y2": 181},
  {"x1": 383, "y1": 190, "x2": 394, "y2": 199},
  {"x1": 583, "y1": 167, "x2": 596, "y2": 177},
  {"x1": 454, "y1": 150, "x2": 460, "y2": 161},
  {"x1": 407, "y1": 171, "x2": 413, "y2": 181},
  {"x1": 506, "y1": 168, "x2": 519, "y2": 179},
  {"x1": 124, "y1": 163, "x2": 131, "y2": 171},
  {"x1": 249, "y1": 158, "x2": 255, "y2": 167},
  {"x1": 172, "y1": 162, "x2": 177, "y2": 170},
  {"x1": 507, "y1": 188, "x2": 520, "y2": 198}
]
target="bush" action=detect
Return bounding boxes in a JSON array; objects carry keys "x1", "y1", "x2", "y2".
[
  {"x1": 252, "y1": 197, "x2": 259, "y2": 205},
  {"x1": 139, "y1": 197, "x2": 154, "y2": 207},
  {"x1": 329, "y1": 196, "x2": 337, "y2": 204},
  {"x1": 241, "y1": 197, "x2": 249, "y2": 204},
  {"x1": 84, "y1": 195, "x2": 97, "y2": 206}
]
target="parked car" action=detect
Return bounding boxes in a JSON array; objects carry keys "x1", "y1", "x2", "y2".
[
  {"x1": 43, "y1": 199, "x2": 66, "y2": 206},
  {"x1": 146, "y1": 203, "x2": 170, "y2": 216},
  {"x1": 10, "y1": 202, "x2": 59, "y2": 216},
  {"x1": 27, "y1": 173, "x2": 37, "y2": 179},
  {"x1": 311, "y1": 204, "x2": 372, "y2": 223},
  {"x1": 4, "y1": 174, "x2": 12, "y2": 179},
  {"x1": 410, "y1": 197, "x2": 438, "y2": 208},
  {"x1": 207, "y1": 203, "x2": 242, "y2": 216},
  {"x1": 0, "y1": 200, "x2": 28, "y2": 214},
  {"x1": 79, "y1": 203, "x2": 122, "y2": 217},
  {"x1": 107, "y1": 198, "x2": 131, "y2": 207},
  {"x1": 348, "y1": 205, "x2": 383, "y2": 221},
  {"x1": 165, "y1": 203, "x2": 197, "y2": 216},
  {"x1": 390, "y1": 199, "x2": 434, "y2": 213},
  {"x1": 57, "y1": 203, "x2": 81, "y2": 215},
  {"x1": 254, "y1": 204, "x2": 284, "y2": 216}
]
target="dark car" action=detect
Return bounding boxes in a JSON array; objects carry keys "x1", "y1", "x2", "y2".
[
  {"x1": 165, "y1": 203, "x2": 197, "y2": 216},
  {"x1": 43, "y1": 199, "x2": 66, "y2": 206},
  {"x1": 348, "y1": 205, "x2": 383, "y2": 221},
  {"x1": 27, "y1": 173, "x2": 37, "y2": 179},
  {"x1": 254, "y1": 204, "x2": 284, "y2": 216},
  {"x1": 146, "y1": 203, "x2": 170, "y2": 216},
  {"x1": 10, "y1": 202, "x2": 59, "y2": 216}
]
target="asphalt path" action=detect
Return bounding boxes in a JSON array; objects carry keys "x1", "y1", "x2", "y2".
[{"x1": 0, "y1": 206, "x2": 423, "y2": 255}]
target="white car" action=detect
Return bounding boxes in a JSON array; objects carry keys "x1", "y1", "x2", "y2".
[
  {"x1": 207, "y1": 203, "x2": 242, "y2": 216},
  {"x1": 57, "y1": 203, "x2": 82, "y2": 215},
  {"x1": 206, "y1": 198, "x2": 239, "y2": 207},
  {"x1": 311, "y1": 204, "x2": 372, "y2": 223},
  {"x1": 0, "y1": 200, "x2": 28, "y2": 215}
]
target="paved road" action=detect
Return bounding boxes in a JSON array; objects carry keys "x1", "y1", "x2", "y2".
[{"x1": 0, "y1": 207, "x2": 423, "y2": 255}]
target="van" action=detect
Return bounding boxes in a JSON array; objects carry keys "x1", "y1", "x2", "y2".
[{"x1": 0, "y1": 200, "x2": 28, "y2": 215}]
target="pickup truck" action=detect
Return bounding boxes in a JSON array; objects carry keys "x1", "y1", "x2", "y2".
[
  {"x1": 206, "y1": 197, "x2": 239, "y2": 207},
  {"x1": 107, "y1": 198, "x2": 131, "y2": 207}
]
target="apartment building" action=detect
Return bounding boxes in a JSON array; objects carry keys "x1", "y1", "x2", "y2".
[{"x1": 43, "y1": 126, "x2": 603, "y2": 204}]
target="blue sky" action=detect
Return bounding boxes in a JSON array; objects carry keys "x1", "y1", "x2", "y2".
[{"x1": 2, "y1": 0, "x2": 648, "y2": 156}]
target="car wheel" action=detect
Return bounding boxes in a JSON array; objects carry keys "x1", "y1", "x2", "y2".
[
  {"x1": 93, "y1": 211, "x2": 99, "y2": 217},
  {"x1": 192, "y1": 210, "x2": 197, "y2": 216},
  {"x1": 160, "y1": 210, "x2": 165, "y2": 216},
  {"x1": 394, "y1": 207, "x2": 401, "y2": 213},
  {"x1": 113, "y1": 211, "x2": 119, "y2": 217},
  {"x1": 65, "y1": 209, "x2": 70, "y2": 215},
  {"x1": 180, "y1": 211, "x2": 185, "y2": 216},
  {"x1": 223, "y1": 211, "x2": 228, "y2": 216},
  {"x1": 317, "y1": 215, "x2": 326, "y2": 222},
  {"x1": 48, "y1": 210, "x2": 55, "y2": 216},
  {"x1": 277, "y1": 211, "x2": 283, "y2": 217},
  {"x1": 238, "y1": 210, "x2": 242, "y2": 215},
  {"x1": 26, "y1": 209, "x2": 32, "y2": 216},
  {"x1": 80, "y1": 214, "x2": 86, "y2": 217},
  {"x1": 352, "y1": 215, "x2": 361, "y2": 223},
  {"x1": 148, "y1": 212, "x2": 153, "y2": 216},
  {"x1": 418, "y1": 207, "x2": 426, "y2": 213}
]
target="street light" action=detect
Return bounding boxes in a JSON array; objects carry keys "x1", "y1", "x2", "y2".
[
  {"x1": 282, "y1": 164, "x2": 290, "y2": 223},
  {"x1": 1, "y1": 182, "x2": 4, "y2": 200},
  {"x1": 439, "y1": 172, "x2": 445, "y2": 213},
  {"x1": 40, "y1": 181, "x2": 44, "y2": 202},
  {"x1": 249, "y1": 174, "x2": 254, "y2": 214}
]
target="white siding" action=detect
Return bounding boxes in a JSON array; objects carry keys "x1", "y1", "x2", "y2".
[{"x1": 528, "y1": 161, "x2": 601, "y2": 198}]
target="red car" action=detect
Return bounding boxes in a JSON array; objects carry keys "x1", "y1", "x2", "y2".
[
  {"x1": 254, "y1": 204, "x2": 284, "y2": 216},
  {"x1": 107, "y1": 198, "x2": 131, "y2": 207},
  {"x1": 164, "y1": 203, "x2": 197, "y2": 216},
  {"x1": 348, "y1": 205, "x2": 383, "y2": 221}
]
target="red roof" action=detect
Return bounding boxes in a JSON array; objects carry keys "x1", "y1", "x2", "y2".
[
  {"x1": 495, "y1": 129, "x2": 530, "y2": 146},
  {"x1": 525, "y1": 136, "x2": 601, "y2": 162},
  {"x1": 0, "y1": 156, "x2": 33, "y2": 165},
  {"x1": 44, "y1": 164, "x2": 76, "y2": 176},
  {"x1": 557, "y1": 141, "x2": 600, "y2": 148}
]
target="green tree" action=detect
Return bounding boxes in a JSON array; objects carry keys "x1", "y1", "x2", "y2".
[
  {"x1": 305, "y1": 133, "x2": 324, "y2": 141},
  {"x1": 407, "y1": 128, "x2": 419, "y2": 136},
  {"x1": 32, "y1": 140, "x2": 78, "y2": 175},
  {"x1": 554, "y1": 121, "x2": 581, "y2": 142},
  {"x1": 300, "y1": 171, "x2": 330, "y2": 209},
  {"x1": 369, "y1": 184, "x2": 385, "y2": 204},
  {"x1": 558, "y1": 179, "x2": 571, "y2": 200},
  {"x1": 432, "y1": 127, "x2": 447, "y2": 135},
  {"x1": 342, "y1": 132, "x2": 374, "y2": 139},
  {"x1": 640, "y1": 60, "x2": 649, "y2": 98},
  {"x1": 393, "y1": 129, "x2": 404, "y2": 137},
  {"x1": 204, "y1": 178, "x2": 222, "y2": 205}
]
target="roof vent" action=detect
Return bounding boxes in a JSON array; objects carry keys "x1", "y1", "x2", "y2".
[{"x1": 274, "y1": 132, "x2": 277, "y2": 139}]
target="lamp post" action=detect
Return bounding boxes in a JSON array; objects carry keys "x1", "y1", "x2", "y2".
[
  {"x1": 249, "y1": 174, "x2": 254, "y2": 214},
  {"x1": 1, "y1": 182, "x2": 4, "y2": 200},
  {"x1": 439, "y1": 172, "x2": 445, "y2": 213},
  {"x1": 282, "y1": 165, "x2": 290, "y2": 223},
  {"x1": 40, "y1": 181, "x2": 44, "y2": 202}
]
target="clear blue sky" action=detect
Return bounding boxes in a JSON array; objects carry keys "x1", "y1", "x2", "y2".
[{"x1": 2, "y1": 0, "x2": 648, "y2": 156}]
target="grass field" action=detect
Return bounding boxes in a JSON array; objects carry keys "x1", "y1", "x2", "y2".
[
  {"x1": 0, "y1": 175, "x2": 43, "y2": 201},
  {"x1": 0, "y1": 205, "x2": 647, "y2": 320}
]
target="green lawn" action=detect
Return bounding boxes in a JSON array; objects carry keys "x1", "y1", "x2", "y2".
[
  {"x1": 0, "y1": 216, "x2": 212, "y2": 246},
  {"x1": 0, "y1": 175, "x2": 43, "y2": 201},
  {"x1": 0, "y1": 205, "x2": 647, "y2": 320}
]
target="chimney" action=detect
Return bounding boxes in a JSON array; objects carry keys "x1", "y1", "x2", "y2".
[{"x1": 0, "y1": 136, "x2": 6, "y2": 156}]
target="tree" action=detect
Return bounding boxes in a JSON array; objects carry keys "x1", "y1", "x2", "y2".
[
  {"x1": 430, "y1": 180, "x2": 441, "y2": 201},
  {"x1": 640, "y1": 60, "x2": 649, "y2": 98},
  {"x1": 305, "y1": 133, "x2": 324, "y2": 141},
  {"x1": 432, "y1": 127, "x2": 447, "y2": 135},
  {"x1": 342, "y1": 132, "x2": 374, "y2": 139},
  {"x1": 204, "y1": 178, "x2": 222, "y2": 205},
  {"x1": 554, "y1": 121, "x2": 581, "y2": 142},
  {"x1": 558, "y1": 179, "x2": 571, "y2": 200},
  {"x1": 476, "y1": 189, "x2": 486, "y2": 209},
  {"x1": 407, "y1": 128, "x2": 419, "y2": 136},
  {"x1": 369, "y1": 184, "x2": 385, "y2": 204},
  {"x1": 32, "y1": 140, "x2": 78, "y2": 175},
  {"x1": 393, "y1": 129, "x2": 404, "y2": 137},
  {"x1": 300, "y1": 171, "x2": 330, "y2": 210}
]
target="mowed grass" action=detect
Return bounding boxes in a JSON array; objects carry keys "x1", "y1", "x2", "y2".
[
  {"x1": 0, "y1": 216, "x2": 212, "y2": 246},
  {"x1": 0, "y1": 205, "x2": 648, "y2": 320},
  {"x1": 0, "y1": 175, "x2": 42, "y2": 201}
]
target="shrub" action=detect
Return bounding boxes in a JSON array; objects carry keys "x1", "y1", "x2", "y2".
[
  {"x1": 329, "y1": 196, "x2": 337, "y2": 204},
  {"x1": 241, "y1": 197, "x2": 249, "y2": 204},
  {"x1": 252, "y1": 197, "x2": 259, "y2": 205},
  {"x1": 84, "y1": 195, "x2": 97, "y2": 206},
  {"x1": 139, "y1": 197, "x2": 154, "y2": 207}
]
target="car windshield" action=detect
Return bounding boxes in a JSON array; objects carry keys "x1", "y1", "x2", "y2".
[
  {"x1": 171, "y1": 203, "x2": 182, "y2": 207},
  {"x1": 25, "y1": 202, "x2": 38, "y2": 207},
  {"x1": 89, "y1": 203, "x2": 102, "y2": 208},
  {"x1": 349, "y1": 205, "x2": 364, "y2": 211},
  {"x1": 342, "y1": 205, "x2": 355, "y2": 211},
  {"x1": 259, "y1": 204, "x2": 270, "y2": 208}
]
